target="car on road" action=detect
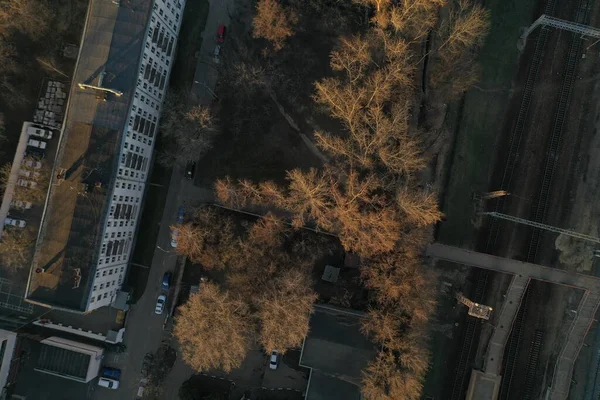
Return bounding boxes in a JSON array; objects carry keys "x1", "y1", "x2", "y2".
[
  {"x1": 185, "y1": 161, "x2": 196, "y2": 180},
  {"x1": 216, "y1": 24, "x2": 227, "y2": 43},
  {"x1": 213, "y1": 44, "x2": 221, "y2": 62},
  {"x1": 269, "y1": 350, "x2": 279, "y2": 370},
  {"x1": 5, "y1": 218, "x2": 26, "y2": 228},
  {"x1": 101, "y1": 366, "x2": 121, "y2": 379},
  {"x1": 155, "y1": 294, "x2": 167, "y2": 314},
  {"x1": 170, "y1": 206, "x2": 184, "y2": 247},
  {"x1": 161, "y1": 272, "x2": 172, "y2": 290},
  {"x1": 98, "y1": 377, "x2": 119, "y2": 389}
]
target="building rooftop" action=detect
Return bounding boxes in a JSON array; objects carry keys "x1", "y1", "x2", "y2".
[
  {"x1": 11, "y1": 336, "x2": 98, "y2": 399},
  {"x1": 37, "y1": 343, "x2": 91, "y2": 380},
  {"x1": 300, "y1": 305, "x2": 377, "y2": 400},
  {"x1": 26, "y1": 0, "x2": 153, "y2": 311}
]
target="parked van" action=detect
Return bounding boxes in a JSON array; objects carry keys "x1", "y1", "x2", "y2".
[
  {"x1": 27, "y1": 126, "x2": 53, "y2": 140},
  {"x1": 28, "y1": 139, "x2": 47, "y2": 150}
]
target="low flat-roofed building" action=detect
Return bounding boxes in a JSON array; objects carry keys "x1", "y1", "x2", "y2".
[
  {"x1": 0, "y1": 329, "x2": 17, "y2": 391},
  {"x1": 300, "y1": 305, "x2": 377, "y2": 400},
  {"x1": 35, "y1": 336, "x2": 103, "y2": 383}
]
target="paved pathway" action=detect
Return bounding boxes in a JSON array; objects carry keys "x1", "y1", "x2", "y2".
[{"x1": 427, "y1": 243, "x2": 600, "y2": 400}]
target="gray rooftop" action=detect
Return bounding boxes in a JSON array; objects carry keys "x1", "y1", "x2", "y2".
[
  {"x1": 36, "y1": 344, "x2": 91, "y2": 380},
  {"x1": 26, "y1": 0, "x2": 152, "y2": 311},
  {"x1": 300, "y1": 305, "x2": 377, "y2": 400}
]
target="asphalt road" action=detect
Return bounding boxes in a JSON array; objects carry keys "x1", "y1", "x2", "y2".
[
  {"x1": 95, "y1": 0, "x2": 232, "y2": 397},
  {"x1": 94, "y1": 164, "x2": 184, "y2": 400}
]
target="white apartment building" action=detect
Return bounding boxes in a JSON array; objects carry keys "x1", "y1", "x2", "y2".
[{"x1": 26, "y1": 0, "x2": 186, "y2": 312}]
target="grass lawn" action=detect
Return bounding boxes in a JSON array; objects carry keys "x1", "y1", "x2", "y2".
[{"x1": 423, "y1": 0, "x2": 539, "y2": 397}]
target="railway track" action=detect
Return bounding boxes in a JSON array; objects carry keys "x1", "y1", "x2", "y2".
[
  {"x1": 523, "y1": 330, "x2": 544, "y2": 400},
  {"x1": 499, "y1": 0, "x2": 592, "y2": 397},
  {"x1": 447, "y1": 1, "x2": 557, "y2": 398},
  {"x1": 451, "y1": 0, "x2": 564, "y2": 400}
]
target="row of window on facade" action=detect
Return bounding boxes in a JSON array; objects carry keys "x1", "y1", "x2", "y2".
[
  {"x1": 121, "y1": 152, "x2": 149, "y2": 172},
  {"x1": 90, "y1": 291, "x2": 113, "y2": 303},
  {"x1": 109, "y1": 203, "x2": 138, "y2": 221},
  {"x1": 105, "y1": 230, "x2": 133, "y2": 240},
  {"x1": 115, "y1": 181, "x2": 143, "y2": 191},
  {"x1": 106, "y1": 219, "x2": 135, "y2": 229},
  {"x1": 131, "y1": 112, "x2": 157, "y2": 139},
  {"x1": 95, "y1": 266, "x2": 125, "y2": 279},
  {"x1": 101, "y1": 238, "x2": 130, "y2": 257},
  {"x1": 150, "y1": 22, "x2": 175, "y2": 58},
  {"x1": 112, "y1": 194, "x2": 141, "y2": 203},
  {"x1": 152, "y1": 1, "x2": 181, "y2": 32},
  {"x1": 93, "y1": 277, "x2": 121, "y2": 293}
]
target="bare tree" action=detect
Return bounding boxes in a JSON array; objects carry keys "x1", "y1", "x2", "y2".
[
  {"x1": 361, "y1": 253, "x2": 437, "y2": 321},
  {"x1": 159, "y1": 92, "x2": 219, "y2": 167},
  {"x1": 436, "y1": 0, "x2": 489, "y2": 55},
  {"x1": 0, "y1": 228, "x2": 35, "y2": 272},
  {"x1": 252, "y1": 0, "x2": 298, "y2": 51},
  {"x1": 173, "y1": 208, "x2": 239, "y2": 268},
  {"x1": 429, "y1": 0, "x2": 489, "y2": 99},
  {"x1": 256, "y1": 269, "x2": 317, "y2": 353},
  {"x1": 362, "y1": 350, "x2": 423, "y2": 400},
  {"x1": 361, "y1": 309, "x2": 430, "y2": 375},
  {"x1": 174, "y1": 283, "x2": 253, "y2": 373},
  {"x1": 396, "y1": 187, "x2": 443, "y2": 227}
]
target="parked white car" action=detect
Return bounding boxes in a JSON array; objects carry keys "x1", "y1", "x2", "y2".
[
  {"x1": 27, "y1": 126, "x2": 53, "y2": 140},
  {"x1": 98, "y1": 377, "x2": 119, "y2": 389},
  {"x1": 27, "y1": 139, "x2": 47, "y2": 150},
  {"x1": 269, "y1": 350, "x2": 279, "y2": 370},
  {"x1": 11, "y1": 200, "x2": 32, "y2": 210},
  {"x1": 155, "y1": 295, "x2": 166, "y2": 315},
  {"x1": 5, "y1": 218, "x2": 26, "y2": 228},
  {"x1": 22, "y1": 159, "x2": 42, "y2": 169}
]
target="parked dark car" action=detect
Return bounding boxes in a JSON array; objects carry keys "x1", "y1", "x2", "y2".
[
  {"x1": 184, "y1": 161, "x2": 196, "y2": 180},
  {"x1": 162, "y1": 272, "x2": 172, "y2": 290},
  {"x1": 101, "y1": 366, "x2": 122, "y2": 379}
]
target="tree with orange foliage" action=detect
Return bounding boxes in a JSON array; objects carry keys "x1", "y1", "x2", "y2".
[
  {"x1": 256, "y1": 269, "x2": 317, "y2": 352},
  {"x1": 362, "y1": 349, "x2": 424, "y2": 400},
  {"x1": 252, "y1": 0, "x2": 298, "y2": 51},
  {"x1": 172, "y1": 208, "x2": 238, "y2": 268},
  {"x1": 173, "y1": 283, "x2": 253, "y2": 373}
]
